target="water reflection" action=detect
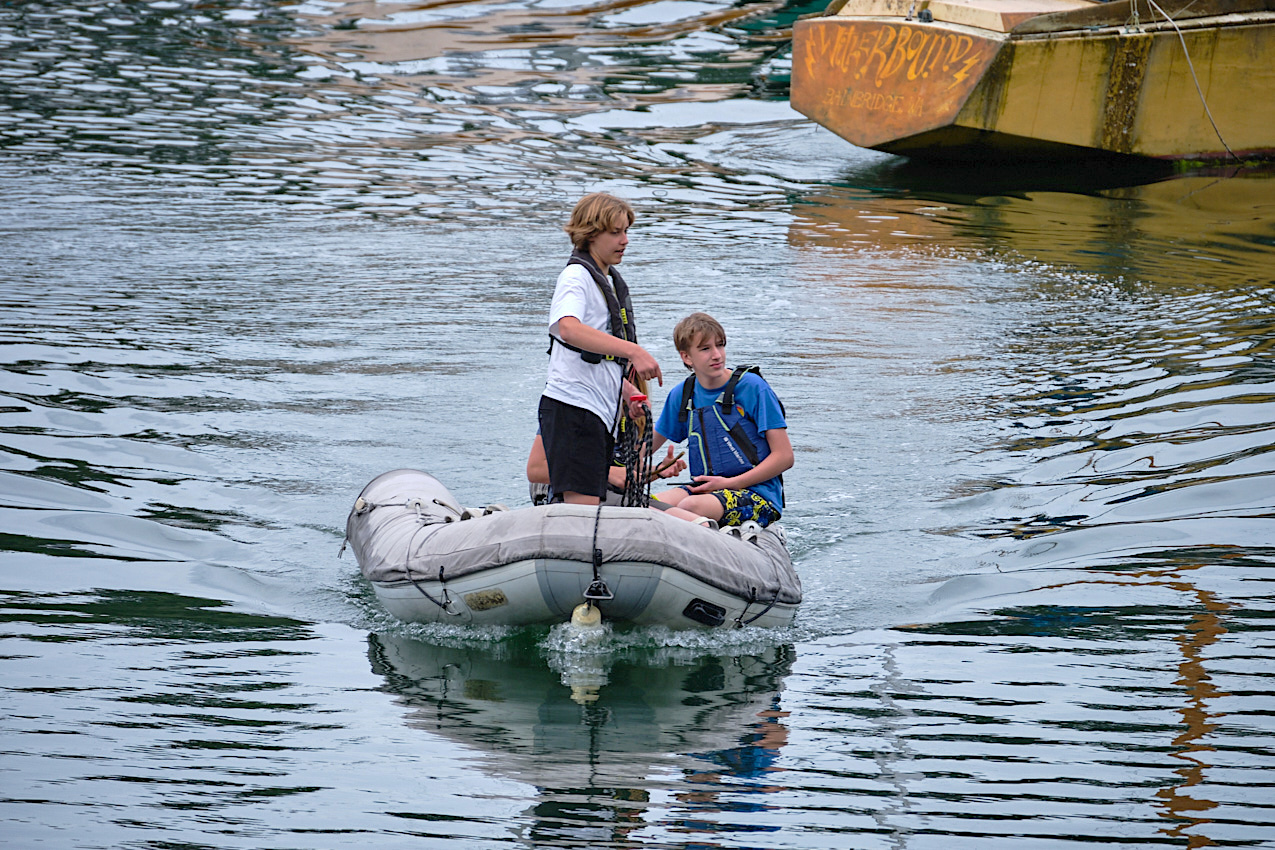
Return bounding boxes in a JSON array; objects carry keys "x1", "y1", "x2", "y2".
[
  {"x1": 368, "y1": 631, "x2": 795, "y2": 841},
  {"x1": 1155, "y1": 568, "x2": 1230, "y2": 847},
  {"x1": 899, "y1": 557, "x2": 1254, "y2": 849},
  {"x1": 369, "y1": 631, "x2": 794, "y2": 782},
  {"x1": 790, "y1": 165, "x2": 1275, "y2": 288},
  {"x1": 0, "y1": 587, "x2": 309, "y2": 643},
  {"x1": 0, "y1": 0, "x2": 820, "y2": 224},
  {"x1": 5, "y1": 0, "x2": 1275, "y2": 846},
  {"x1": 787, "y1": 158, "x2": 1275, "y2": 609}
]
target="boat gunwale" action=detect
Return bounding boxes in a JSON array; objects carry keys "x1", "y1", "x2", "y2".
[
  {"x1": 798, "y1": 12, "x2": 1010, "y2": 39},
  {"x1": 367, "y1": 545, "x2": 801, "y2": 606},
  {"x1": 814, "y1": 0, "x2": 1097, "y2": 32},
  {"x1": 1014, "y1": 9, "x2": 1275, "y2": 37},
  {"x1": 368, "y1": 555, "x2": 801, "y2": 628},
  {"x1": 1012, "y1": 0, "x2": 1275, "y2": 34},
  {"x1": 808, "y1": 4, "x2": 1275, "y2": 38}
]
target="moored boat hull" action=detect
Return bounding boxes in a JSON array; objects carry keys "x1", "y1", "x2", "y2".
[{"x1": 792, "y1": 0, "x2": 1275, "y2": 162}]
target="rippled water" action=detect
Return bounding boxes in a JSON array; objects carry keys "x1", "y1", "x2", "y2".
[{"x1": 3, "y1": 1, "x2": 1274, "y2": 848}]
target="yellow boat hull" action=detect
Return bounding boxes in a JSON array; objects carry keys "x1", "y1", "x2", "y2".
[{"x1": 792, "y1": 0, "x2": 1275, "y2": 161}]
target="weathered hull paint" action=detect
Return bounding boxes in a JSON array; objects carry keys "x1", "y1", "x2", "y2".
[
  {"x1": 792, "y1": 1, "x2": 1275, "y2": 161},
  {"x1": 791, "y1": 18, "x2": 1003, "y2": 149}
]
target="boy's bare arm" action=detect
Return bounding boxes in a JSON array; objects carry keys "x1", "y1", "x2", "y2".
[
  {"x1": 556, "y1": 316, "x2": 663, "y2": 385},
  {"x1": 527, "y1": 435, "x2": 550, "y2": 484},
  {"x1": 643, "y1": 432, "x2": 687, "y2": 477},
  {"x1": 649, "y1": 431, "x2": 668, "y2": 453},
  {"x1": 764, "y1": 427, "x2": 794, "y2": 470}
]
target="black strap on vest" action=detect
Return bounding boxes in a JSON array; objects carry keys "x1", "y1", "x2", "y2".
[
  {"x1": 678, "y1": 365, "x2": 766, "y2": 423},
  {"x1": 546, "y1": 250, "x2": 637, "y2": 364}
]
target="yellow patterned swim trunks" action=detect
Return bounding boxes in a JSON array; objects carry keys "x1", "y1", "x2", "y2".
[{"x1": 713, "y1": 488, "x2": 781, "y2": 528}]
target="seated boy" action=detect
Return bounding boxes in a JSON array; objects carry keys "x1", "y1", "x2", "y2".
[
  {"x1": 650, "y1": 312, "x2": 792, "y2": 528},
  {"x1": 526, "y1": 430, "x2": 683, "y2": 506}
]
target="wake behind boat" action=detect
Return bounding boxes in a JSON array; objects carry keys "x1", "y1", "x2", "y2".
[{"x1": 343, "y1": 469, "x2": 802, "y2": 630}]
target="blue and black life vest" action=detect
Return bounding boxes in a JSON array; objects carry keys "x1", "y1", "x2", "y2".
[
  {"x1": 678, "y1": 366, "x2": 784, "y2": 490},
  {"x1": 547, "y1": 249, "x2": 637, "y2": 365}
]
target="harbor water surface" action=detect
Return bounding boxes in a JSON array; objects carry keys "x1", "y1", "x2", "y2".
[{"x1": 2, "y1": 1, "x2": 1273, "y2": 848}]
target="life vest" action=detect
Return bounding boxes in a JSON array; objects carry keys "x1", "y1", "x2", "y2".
[
  {"x1": 677, "y1": 366, "x2": 783, "y2": 488},
  {"x1": 547, "y1": 249, "x2": 637, "y2": 365}
]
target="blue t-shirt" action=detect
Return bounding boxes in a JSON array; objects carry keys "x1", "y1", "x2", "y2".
[{"x1": 654, "y1": 370, "x2": 787, "y2": 509}]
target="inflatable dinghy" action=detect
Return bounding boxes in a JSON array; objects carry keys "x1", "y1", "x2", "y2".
[{"x1": 343, "y1": 469, "x2": 802, "y2": 629}]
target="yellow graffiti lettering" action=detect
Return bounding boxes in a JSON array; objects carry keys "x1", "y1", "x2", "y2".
[
  {"x1": 880, "y1": 26, "x2": 912, "y2": 82},
  {"x1": 942, "y1": 34, "x2": 975, "y2": 76},
  {"x1": 947, "y1": 37, "x2": 979, "y2": 89},
  {"x1": 831, "y1": 24, "x2": 872, "y2": 77},
  {"x1": 823, "y1": 87, "x2": 914, "y2": 113},
  {"x1": 831, "y1": 26, "x2": 854, "y2": 73},
  {"x1": 862, "y1": 26, "x2": 896, "y2": 85},
  {"x1": 908, "y1": 30, "x2": 941, "y2": 80},
  {"x1": 806, "y1": 23, "x2": 983, "y2": 90},
  {"x1": 804, "y1": 24, "x2": 833, "y2": 78}
]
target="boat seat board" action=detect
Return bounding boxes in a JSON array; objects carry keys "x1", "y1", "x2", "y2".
[
  {"x1": 827, "y1": 0, "x2": 1098, "y2": 33},
  {"x1": 1014, "y1": 0, "x2": 1275, "y2": 34}
]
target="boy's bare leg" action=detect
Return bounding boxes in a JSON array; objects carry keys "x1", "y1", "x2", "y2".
[
  {"x1": 675, "y1": 494, "x2": 724, "y2": 521},
  {"x1": 653, "y1": 488, "x2": 689, "y2": 507},
  {"x1": 659, "y1": 496, "x2": 724, "y2": 525},
  {"x1": 662, "y1": 505, "x2": 704, "y2": 523}
]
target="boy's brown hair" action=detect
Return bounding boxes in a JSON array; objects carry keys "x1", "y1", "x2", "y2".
[
  {"x1": 564, "y1": 193, "x2": 635, "y2": 251},
  {"x1": 673, "y1": 312, "x2": 727, "y2": 369}
]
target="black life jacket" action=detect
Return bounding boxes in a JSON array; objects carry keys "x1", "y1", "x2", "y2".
[{"x1": 547, "y1": 249, "x2": 637, "y2": 365}]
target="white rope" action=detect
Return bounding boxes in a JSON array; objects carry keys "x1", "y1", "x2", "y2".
[{"x1": 1143, "y1": 0, "x2": 1239, "y2": 161}]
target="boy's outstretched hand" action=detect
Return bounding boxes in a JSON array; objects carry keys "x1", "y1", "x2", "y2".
[
  {"x1": 648, "y1": 445, "x2": 686, "y2": 481},
  {"x1": 687, "y1": 474, "x2": 730, "y2": 494},
  {"x1": 628, "y1": 345, "x2": 663, "y2": 386}
]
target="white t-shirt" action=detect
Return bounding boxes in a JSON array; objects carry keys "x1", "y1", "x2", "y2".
[{"x1": 543, "y1": 262, "x2": 624, "y2": 430}]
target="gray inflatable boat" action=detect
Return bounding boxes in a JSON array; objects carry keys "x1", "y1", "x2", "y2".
[{"x1": 343, "y1": 469, "x2": 802, "y2": 629}]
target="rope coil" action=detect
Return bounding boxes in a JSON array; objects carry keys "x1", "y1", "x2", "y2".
[{"x1": 618, "y1": 398, "x2": 654, "y2": 508}]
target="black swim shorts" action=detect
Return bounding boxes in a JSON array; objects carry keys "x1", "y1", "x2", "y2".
[{"x1": 538, "y1": 396, "x2": 613, "y2": 501}]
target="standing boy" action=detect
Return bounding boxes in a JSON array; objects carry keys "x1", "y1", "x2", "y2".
[
  {"x1": 651, "y1": 312, "x2": 792, "y2": 527},
  {"x1": 539, "y1": 193, "x2": 664, "y2": 505}
]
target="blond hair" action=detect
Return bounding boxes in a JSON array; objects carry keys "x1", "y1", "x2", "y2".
[
  {"x1": 673, "y1": 313, "x2": 727, "y2": 369},
  {"x1": 564, "y1": 193, "x2": 634, "y2": 251}
]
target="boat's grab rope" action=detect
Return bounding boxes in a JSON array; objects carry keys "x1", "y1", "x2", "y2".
[
  {"x1": 339, "y1": 495, "x2": 508, "y2": 617},
  {"x1": 584, "y1": 503, "x2": 614, "y2": 603},
  {"x1": 339, "y1": 496, "x2": 508, "y2": 555},
  {"x1": 734, "y1": 548, "x2": 785, "y2": 627},
  {"x1": 1142, "y1": 0, "x2": 1238, "y2": 161},
  {"x1": 401, "y1": 503, "x2": 462, "y2": 616}
]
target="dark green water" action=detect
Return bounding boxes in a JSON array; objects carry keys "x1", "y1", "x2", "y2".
[{"x1": 2, "y1": 1, "x2": 1273, "y2": 847}]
